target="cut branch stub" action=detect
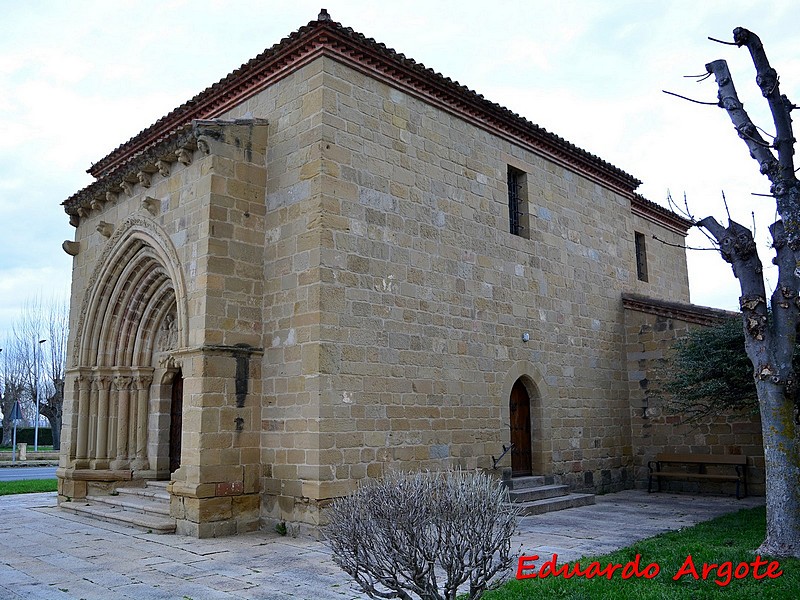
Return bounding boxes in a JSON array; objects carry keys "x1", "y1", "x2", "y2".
[{"x1": 706, "y1": 59, "x2": 779, "y2": 180}]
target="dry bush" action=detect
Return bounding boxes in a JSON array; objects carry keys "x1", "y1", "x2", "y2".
[{"x1": 325, "y1": 469, "x2": 519, "y2": 600}]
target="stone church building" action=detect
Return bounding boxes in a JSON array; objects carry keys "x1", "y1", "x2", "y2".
[{"x1": 56, "y1": 10, "x2": 763, "y2": 537}]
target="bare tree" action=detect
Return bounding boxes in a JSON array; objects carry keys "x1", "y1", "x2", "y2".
[
  {"x1": 1, "y1": 297, "x2": 68, "y2": 449},
  {"x1": 673, "y1": 28, "x2": 800, "y2": 558},
  {"x1": 0, "y1": 340, "x2": 26, "y2": 446},
  {"x1": 325, "y1": 470, "x2": 519, "y2": 600}
]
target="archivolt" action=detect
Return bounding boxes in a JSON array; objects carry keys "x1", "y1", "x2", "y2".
[{"x1": 75, "y1": 217, "x2": 188, "y2": 367}]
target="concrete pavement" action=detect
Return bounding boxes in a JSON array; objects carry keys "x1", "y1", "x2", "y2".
[{"x1": 0, "y1": 490, "x2": 764, "y2": 599}]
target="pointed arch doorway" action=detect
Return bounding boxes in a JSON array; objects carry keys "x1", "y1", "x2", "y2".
[
  {"x1": 509, "y1": 378, "x2": 532, "y2": 477},
  {"x1": 169, "y1": 370, "x2": 183, "y2": 474}
]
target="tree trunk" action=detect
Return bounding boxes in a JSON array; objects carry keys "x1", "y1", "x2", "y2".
[
  {"x1": 40, "y1": 381, "x2": 63, "y2": 451},
  {"x1": 693, "y1": 28, "x2": 800, "y2": 557},
  {"x1": 757, "y1": 380, "x2": 800, "y2": 556}
]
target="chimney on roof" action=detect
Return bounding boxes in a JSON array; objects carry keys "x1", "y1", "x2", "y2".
[{"x1": 318, "y1": 8, "x2": 331, "y2": 21}]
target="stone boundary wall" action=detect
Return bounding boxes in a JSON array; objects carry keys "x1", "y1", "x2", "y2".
[{"x1": 623, "y1": 293, "x2": 765, "y2": 497}]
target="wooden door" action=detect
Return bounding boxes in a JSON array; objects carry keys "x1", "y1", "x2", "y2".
[
  {"x1": 169, "y1": 371, "x2": 183, "y2": 474},
  {"x1": 509, "y1": 379, "x2": 532, "y2": 477}
]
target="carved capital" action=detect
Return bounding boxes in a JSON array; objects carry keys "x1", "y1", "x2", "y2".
[
  {"x1": 62, "y1": 240, "x2": 80, "y2": 256},
  {"x1": 97, "y1": 221, "x2": 114, "y2": 238},
  {"x1": 113, "y1": 375, "x2": 133, "y2": 390},
  {"x1": 176, "y1": 147, "x2": 192, "y2": 166},
  {"x1": 94, "y1": 375, "x2": 112, "y2": 390},
  {"x1": 133, "y1": 375, "x2": 153, "y2": 390},
  {"x1": 142, "y1": 196, "x2": 160, "y2": 216},
  {"x1": 137, "y1": 171, "x2": 152, "y2": 188},
  {"x1": 155, "y1": 160, "x2": 171, "y2": 177}
]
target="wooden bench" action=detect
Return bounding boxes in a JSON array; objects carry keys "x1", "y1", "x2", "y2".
[{"x1": 648, "y1": 453, "x2": 748, "y2": 499}]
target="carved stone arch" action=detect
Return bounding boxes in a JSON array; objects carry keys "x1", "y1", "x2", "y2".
[
  {"x1": 500, "y1": 362, "x2": 551, "y2": 476},
  {"x1": 136, "y1": 290, "x2": 177, "y2": 367},
  {"x1": 75, "y1": 216, "x2": 188, "y2": 367},
  {"x1": 106, "y1": 252, "x2": 166, "y2": 367}
]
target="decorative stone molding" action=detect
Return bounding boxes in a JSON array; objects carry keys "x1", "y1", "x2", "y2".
[
  {"x1": 176, "y1": 147, "x2": 192, "y2": 166},
  {"x1": 62, "y1": 240, "x2": 80, "y2": 256},
  {"x1": 136, "y1": 171, "x2": 152, "y2": 188},
  {"x1": 72, "y1": 215, "x2": 189, "y2": 364},
  {"x1": 158, "y1": 353, "x2": 181, "y2": 371},
  {"x1": 77, "y1": 206, "x2": 89, "y2": 218},
  {"x1": 97, "y1": 221, "x2": 114, "y2": 238},
  {"x1": 155, "y1": 160, "x2": 171, "y2": 177},
  {"x1": 196, "y1": 136, "x2": 211, "y2": 155},
  {"x1": 141, "y1": 196, "x2": 160, "y2": 216},
  {"x1": 120, "y1": 181, "x2": 134, "y2": 196},
  {"x1": 69, "y1": 214, "x2": 80, "y2": 228},
  {"x1": 106, "y1": 191, "x2": 118, "y2": 204},
  {"x1": 90, "y1": 198, "x2": 103, "y2": 212}
]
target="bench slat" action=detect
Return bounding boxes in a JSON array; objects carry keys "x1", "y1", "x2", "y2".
[
  {"x1": 655, "y1": 453, "x2": 746, "y2": 465},
  {"x1": 648, "y1": 453, "x2": 748, "y2": 499},
  {"x1": 652, "y1": 473, "x2": 741, "y2": 481}
]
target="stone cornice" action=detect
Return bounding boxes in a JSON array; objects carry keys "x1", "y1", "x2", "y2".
[
  {"x1": 69, "y1": 12, "x2": 688, "y2": 232},
  {"x1": 631, "y1": 194, "x2": 693, "y2": 235},
  {"x1": 622, "y1": 293, "x2": 738, "y2": 326},
  {"x1": 85, "y1": 13, "x2": 642, "y2": 195},
  {"x1": 62, "y1": 118, "x2": 268, "y2": 219},
  {"x1": 62, "y1": 124, "x2": 197, "y2": 218}
]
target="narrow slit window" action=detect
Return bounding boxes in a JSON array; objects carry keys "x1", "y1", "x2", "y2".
[
  {"x1": 507, "y1": 166, "x2": 529, "y2": 238},
  {"x1": 635, "y1": 231, "x2": 649, "y2": 282}
]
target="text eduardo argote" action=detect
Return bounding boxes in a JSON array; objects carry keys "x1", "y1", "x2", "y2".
[{"x1": 516, "y1": 553, "x2": 782, "y2": 587}]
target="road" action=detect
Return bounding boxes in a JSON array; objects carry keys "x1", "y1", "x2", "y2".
[{"x1": 0, "y1": 466, "x2": 57, "y2": 481}]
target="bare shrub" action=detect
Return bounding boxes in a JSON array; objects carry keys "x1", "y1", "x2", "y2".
[{"x1": 324, "y1": 469, "x2": 519, "y2": 600}]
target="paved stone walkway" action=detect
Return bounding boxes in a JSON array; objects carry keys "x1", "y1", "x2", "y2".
[{"x1": 0, "y1": 490, "x2": 763, "y2": 599}]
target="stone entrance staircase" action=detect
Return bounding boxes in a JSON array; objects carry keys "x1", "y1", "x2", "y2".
[
  {"x1": 60, "y1": 480, "x2": 176, "y2": 534},
  {"x1": 506, "y1": 476, "x2": 595, "y2": 515}
]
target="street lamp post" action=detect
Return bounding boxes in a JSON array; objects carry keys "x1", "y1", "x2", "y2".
[{"x1": 33, "y1": 338, "x2": 46, "y2": 452}]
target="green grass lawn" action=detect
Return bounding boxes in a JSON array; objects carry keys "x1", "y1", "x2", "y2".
[
  {"x1": 0, "y1": 445, "x2": 54, "y2": 452},
  {"x1": 0, "y1": 479, "x2": 58, "y2": 496},
  {"x1": 487, "y1": 507, "x2": 799, "y2": 600}
]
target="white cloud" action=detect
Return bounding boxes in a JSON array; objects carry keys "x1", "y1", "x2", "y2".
[{"x1": 0, "y1": 0, "x2": 798, "y2": 339}]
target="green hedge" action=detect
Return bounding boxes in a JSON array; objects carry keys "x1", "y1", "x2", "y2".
[{"x1": 5, "y1": 427, "x2": 53, "y2": 446}]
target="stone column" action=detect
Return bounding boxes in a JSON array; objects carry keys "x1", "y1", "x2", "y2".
[
  {"x1": 132, "y1": 373, "x2": 152, "y2": 470},
  {"x1": 107, "y1": 377, "x2": 118, "y2": 460},
  {"x1": 112, "y1": 375, "x2": 132, "y2": 469},
  {"x1": 95, "y1": 375, "x2": 111, "y2": 464},
  {"x1": 75, "y1": 372, "x2": 91, "y2": 461},
  {"x1": 88, "y1": 376, "x2": 99, "y2": 459}
]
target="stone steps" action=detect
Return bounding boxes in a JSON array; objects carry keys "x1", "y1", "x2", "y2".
[
  {"x1": 60, "y1": 480, "x2": 175, "y2": 534},
  {"x1": 506, "y1": 475, "x2": 595, "y2": 516}
]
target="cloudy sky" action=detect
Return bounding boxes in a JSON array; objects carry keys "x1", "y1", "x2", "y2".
[{"x1": 1, "y1": 0, "x2": 798, "y2": 340}]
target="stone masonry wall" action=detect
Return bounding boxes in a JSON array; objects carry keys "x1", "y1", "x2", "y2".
[
  {"x1": 221, "y1": 55, "x2": 693, "y2": 526},
  {"x1": 624, "y1": 298, "x2": 765, "y2": 497}
]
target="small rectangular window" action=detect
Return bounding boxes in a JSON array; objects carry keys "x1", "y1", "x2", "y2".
[
  {"x1": 635, "y1": 231, "x2": 648, "y2": 282},
  {"x1": 507, "y1": 166, "x2": 529, "y2": 238}
]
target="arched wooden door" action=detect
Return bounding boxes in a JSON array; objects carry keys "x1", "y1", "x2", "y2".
[
  {"x1": 169, "y1": 370, "x2": 183, "y2": 474},
  {"x1": 509, "y1": 379, "x2": 532, "y2": 477}
]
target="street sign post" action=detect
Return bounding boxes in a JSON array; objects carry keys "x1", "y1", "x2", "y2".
[{"x1": 10, "y1": 400, "x2": 23, "y2": 464}]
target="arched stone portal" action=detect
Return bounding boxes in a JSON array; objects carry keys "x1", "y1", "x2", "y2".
[
  {"x1": 59, "y1": 219, "x2": 188, "y2": 496},
  {"x1": 509, "y1": 378, "x2": 532, "y2": 477},
  {"x1": 501, "y1": 365, "x2": 549, "y2": 479}
]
